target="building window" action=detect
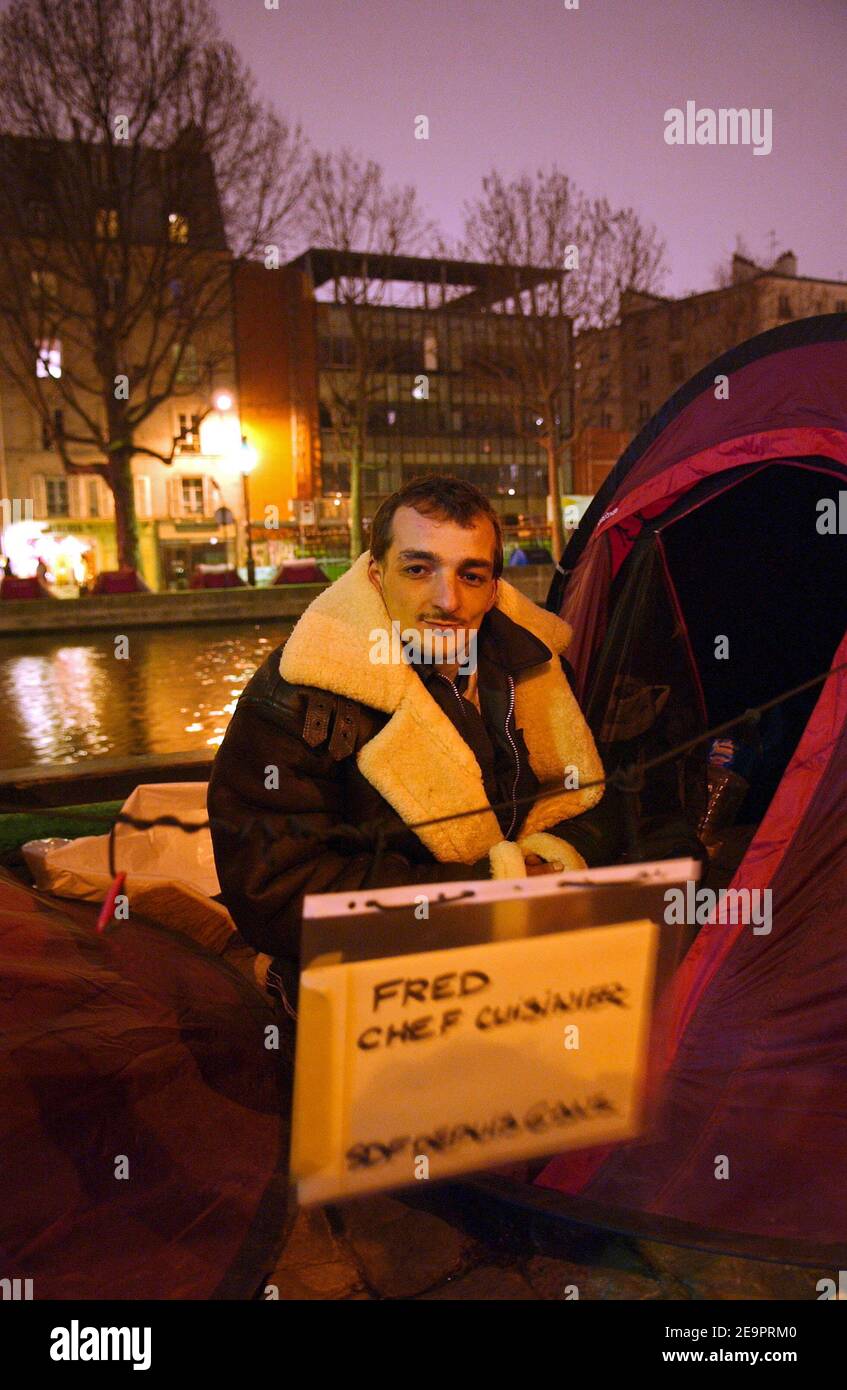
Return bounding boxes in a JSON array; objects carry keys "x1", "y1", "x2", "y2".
[
  {"x1": 423, "y1": 329, "x2": 438, "y2": 372},
  {"x1": 670, "y1": 353, "x2": 686, "y2": 383},
  {"x1": 41, "y1": 408, "x2": 64, "y2": 450},
  {"x1": 168, "y1": 278, "x2": 192, "y2": 318},
  {"x1": 835, "y1": 300, "x2": 846, "y2": 313},
  {"x1": 95, "y1": 207, "x2": 120, "y2": 239},
  {"x1": 30, "y1": 269, "x2": 58, "y2": 301},
  {"x1": 45, "y1": 477, "x2": 69, "y2": 517},
  {"x1": 180, "y1": 477, "x2": 205, "y2": 516},
  {"x1": 177, "y1": 413, "x2": 201, "y2": 451},
  {"x1": 636, "y1": 362, "x2": 650, "y2": 387},
  {"x1": 36, "y1": 339, "x2": 62, "y2": 379},
  {"x1": 172, "y1": 343, "x2": 199, "y2": 387},
  {"x1": 778, "y1": 293, "x2": 792, "y2": 318},
  {"x1": 168, "y1": 212, "x2": 189, "y2": 244},
  {"x1": 87, "y1": 479, "x2": 100, "y2": 517},
  {"x1": 598, "y1": 344, "x2": 610, "y2": 363},
  {"x1": 635, "y1": 334, "x2": 649, "y2": 351},
  {"x1": 638, "y1": 400, "x2": 651, "y2": 425},
  {"x1": 600, "y1": 411, "x2": 613, "y2": 429}
]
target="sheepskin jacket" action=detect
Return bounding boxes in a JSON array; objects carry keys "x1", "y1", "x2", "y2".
[{"x1": 207, "y1": 554, "x2": 610, "y2": 964}]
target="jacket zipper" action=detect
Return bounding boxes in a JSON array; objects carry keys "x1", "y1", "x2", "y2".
[
  {"x1": 439, "y1": 671, "x2": 521, "y2": 841},
  {"x1": 504, "y1": 675, "x2": 520, "y2": 841},
  {"x1": 436, "y1": 672, "x2": 468, "y2": 721}
]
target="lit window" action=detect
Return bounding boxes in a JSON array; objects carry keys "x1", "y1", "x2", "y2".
[
  {"x1": 423, "y1": 329, "x2": 438, "y2": 372},
  {"x1": 181, "y1": 477, "x2": 204, "y2": 515},
  {"x1": 31, "y1": 270, "x2": 58, "y2": 300},
  {"x1": 778, "y1": 294, "x2": 792, "y2": 319},
  {"x1": 87, "y1": 479, "x2": 100, "y2": 517},
  {"x1": 168, "y1": 212, "x2": 189, "y2": 244},
  {"x1": 177, "y1": 413, "x2": 201, "y2": 452},
  {"x1": 36, "y1": 339, "x2": 62, "y2": 379},
  {"x1": 96, "y1": 207, "x2": 119, "y2": 239}
]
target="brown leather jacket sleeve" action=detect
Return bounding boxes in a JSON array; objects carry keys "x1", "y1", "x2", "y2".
[{"x1": 207, "y1": 676, "x2": 488, "y2": 962}]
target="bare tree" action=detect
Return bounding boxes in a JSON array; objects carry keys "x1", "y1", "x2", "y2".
[
  {"x1": 301, "y1": 148, "x2": 435, "y2": 557},
  {"x1": 461, "y1": 168, "x2": 666, "y2": 556},
  {"x1": 0, "y1": 0, "x2": 308, "y2": 570}
]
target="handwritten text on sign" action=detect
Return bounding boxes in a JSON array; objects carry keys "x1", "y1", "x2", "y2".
[{"x1": 291, "y1": 919, "x2": 658, "y2": 1204}]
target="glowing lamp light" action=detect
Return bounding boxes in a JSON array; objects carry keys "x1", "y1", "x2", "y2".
[
  {"x1": 200, "y1": 409, "x2": 242, "y2": 458},
  {"x1": 507, "y1": 487, "x2": 516, "y2": 496},
  {"x1": 239, "y1": 438, "x2": 258, "y2": 475},
  {"x1": 214, "y1": 391, "x2": 233, "y2": 412}
]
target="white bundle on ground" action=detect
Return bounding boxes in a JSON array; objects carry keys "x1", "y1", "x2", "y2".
[{"x1": 23, "y1": 783, "x2": 235, "y2": 950}]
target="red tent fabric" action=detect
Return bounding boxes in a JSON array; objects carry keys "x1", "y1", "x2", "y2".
[
  {"x1": 0, "y1": 870, "x2": 289, "y2": 1298},
  {"x1": 540, "y1": 315, "x2": 847, "y2": 1253}
]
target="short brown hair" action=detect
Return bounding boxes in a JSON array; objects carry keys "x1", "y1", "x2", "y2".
[{"x1": 369, "y1": 474, "x2": 503, "y2": 579}]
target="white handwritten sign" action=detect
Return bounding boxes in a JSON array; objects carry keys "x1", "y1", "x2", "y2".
[{"x1": 291, "y1": 917, "x2": 659, "y2": 1204}]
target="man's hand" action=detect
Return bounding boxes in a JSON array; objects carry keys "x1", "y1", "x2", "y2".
[{"x1": 524, "y1": 851, "x2": 564, "y2": 876}]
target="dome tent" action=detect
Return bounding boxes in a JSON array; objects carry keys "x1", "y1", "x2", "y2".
[{"x1": 537, "y1": 314, "x2": 847, "y2": 1258}]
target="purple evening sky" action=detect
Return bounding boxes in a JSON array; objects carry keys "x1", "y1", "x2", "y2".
[{"x1": 214, "y1": 0, "x2": 846, "y2": 296}]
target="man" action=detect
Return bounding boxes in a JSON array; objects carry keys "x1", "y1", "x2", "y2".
[{"x1": 208, "y1": 475, "x2": 620, "y2": 1001}]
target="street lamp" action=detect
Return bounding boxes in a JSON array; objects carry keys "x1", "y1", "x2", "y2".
[{"x1": 239, "y1": 434, "x2": 258, "y2": 586}]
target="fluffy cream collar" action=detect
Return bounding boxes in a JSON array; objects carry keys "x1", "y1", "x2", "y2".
[{"x1": 280, "y1": 554, "x2": 604, "y2": 863}]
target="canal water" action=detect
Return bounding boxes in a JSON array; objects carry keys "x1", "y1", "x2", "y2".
[{"x1": 0, "y1": 621, "x2": 293, "y2": 770}]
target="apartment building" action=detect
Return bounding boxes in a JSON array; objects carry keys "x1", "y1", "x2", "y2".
[
  {"x1": 0, "y1": 132, "x2": 245, "y2": 590},
  {"x1": 574, "y1": 252, "x2": 847, "y2": 490}
]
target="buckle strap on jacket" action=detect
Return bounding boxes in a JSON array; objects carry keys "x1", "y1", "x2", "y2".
[
  {"x1": 303, "y1": 689, "x2": 359, "y2": 759},
  {"x1": 303, "y1": 691, "x2": 333, "y2": 747},
  {"x1": 328, "y1": 696, "x2": 358, "y2": 760}
]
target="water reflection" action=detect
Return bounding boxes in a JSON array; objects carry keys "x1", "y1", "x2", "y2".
[{"x1": 0, "y1": 622, "x2": 291, "y2": 769}]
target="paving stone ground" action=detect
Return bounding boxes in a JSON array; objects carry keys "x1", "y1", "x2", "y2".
[{"x1": 263, "y1": 1191, "x2": 823, "y2": 1301}]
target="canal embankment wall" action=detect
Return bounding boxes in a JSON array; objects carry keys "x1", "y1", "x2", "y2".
[{"x1": 0, "y1": 566, "x2": 554, "y2": 636}]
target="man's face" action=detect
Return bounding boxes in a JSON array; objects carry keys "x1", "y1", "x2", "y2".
[{"x1": 367, "y1": 505, "x2": 498, "y2": 666}]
